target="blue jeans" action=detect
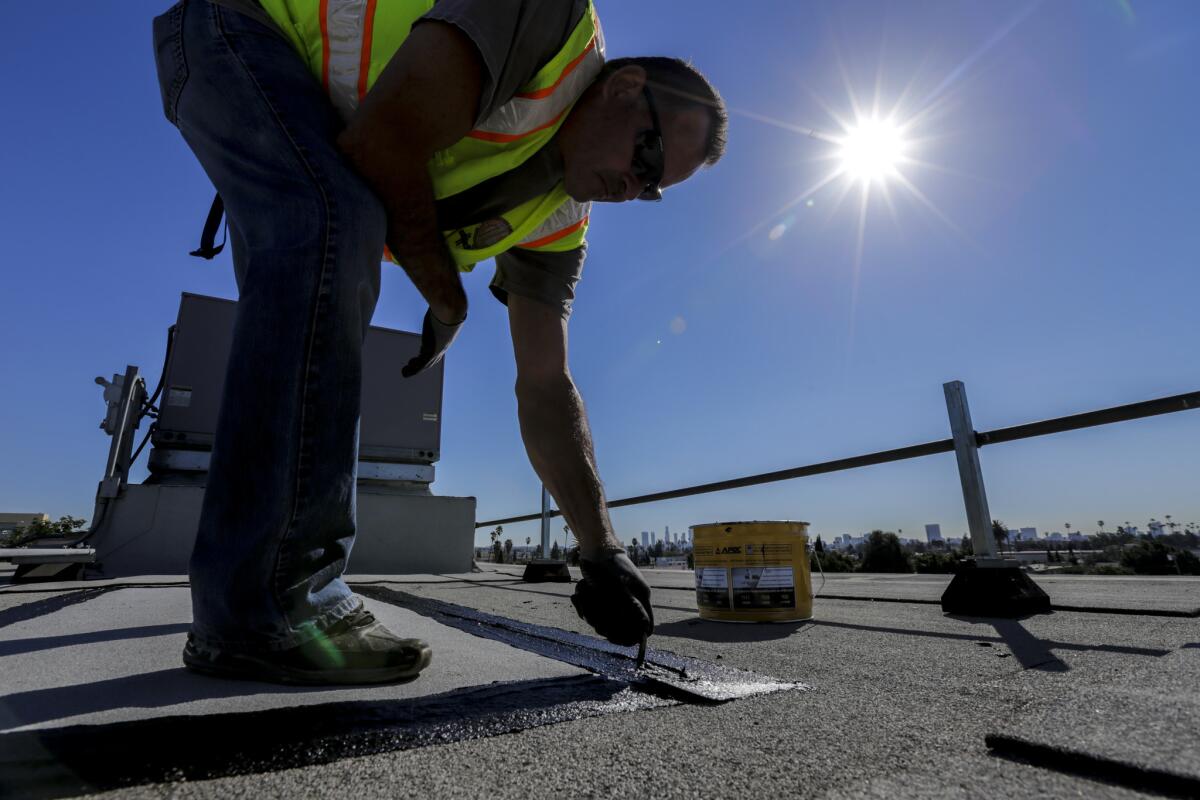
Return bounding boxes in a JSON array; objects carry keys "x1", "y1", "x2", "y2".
[{"x1": 153, "y1": 0, "x2": 385, "y2": 651}]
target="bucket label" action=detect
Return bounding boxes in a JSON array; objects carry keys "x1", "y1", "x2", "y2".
[
  {"x1": 694, "y1": 541, "x2": 794, "y2": 567},
  {"x1": 731, "y1": 567, "x2": 796, "y2": 610},
  {"x1": 695, "y1": 568, "x2": 731, "y2": 609}
]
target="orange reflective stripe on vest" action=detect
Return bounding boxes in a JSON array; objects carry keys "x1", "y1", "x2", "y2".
[
  {"x1": 467, "y1": 35, "x2": 602, "y2": 143},
  {"x1": 515, "y1": 39, "x2": 597, "y2": 100},
  {"x1": 517, "y1": 198, "x2": 590, "y2": 252}
]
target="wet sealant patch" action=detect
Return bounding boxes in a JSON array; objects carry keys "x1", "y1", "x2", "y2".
[
  {"x1": 0, "y1": 585, "x2": 805, "y2": 798},
  {"x1": 357, "y1": 585, "x2": 808, "y2": 704},
  {"x1": 0, "y1": 674, "x2": 671, "y2": 800}
]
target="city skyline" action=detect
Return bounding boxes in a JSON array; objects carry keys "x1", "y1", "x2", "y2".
[{"x1": 476, "y1": 515, "x2": 1196, "y2": 552}]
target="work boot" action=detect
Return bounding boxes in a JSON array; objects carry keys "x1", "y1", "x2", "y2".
[{"x1": 182, "y1": 604, "x2": 432, "y2": 685}]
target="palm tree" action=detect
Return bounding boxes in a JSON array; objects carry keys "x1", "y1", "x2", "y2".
[
  {"x1": 1065, "y1": 522, "x2": 1072, "y2": 539},
  {"x1": 992, "y1": 520, "x2": 1009, "y2": 554},
  {"x1": 1097, "y1": 520, "x2": 1105, "y2": 535},
  {"x1": 489, "y1": 526, "x2": 504, "y2": 563},
  {"x1": 489, "y1": 525, "x2": 504, "y2": 562}
]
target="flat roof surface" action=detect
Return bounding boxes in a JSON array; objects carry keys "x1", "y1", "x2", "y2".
[{"x1": 1, "y1": 565, "x2": 1197, "y2": 798}]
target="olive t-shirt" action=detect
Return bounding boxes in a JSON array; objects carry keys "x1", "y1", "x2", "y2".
[{"x1": 207, "y1": 0, "x2": 592, "y2": 319}]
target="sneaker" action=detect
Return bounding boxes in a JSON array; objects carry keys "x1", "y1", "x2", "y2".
[{"x1": 182, "y1": 605, "x2": 432, "y2": 685}]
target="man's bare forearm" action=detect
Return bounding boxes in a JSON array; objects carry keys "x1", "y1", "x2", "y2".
[
  {"x1": 337, "y1": 132, "x2": 466, "y2": 322},
  {"x1": 516, "y1": 373, "x2": 623, "y2": 559}
]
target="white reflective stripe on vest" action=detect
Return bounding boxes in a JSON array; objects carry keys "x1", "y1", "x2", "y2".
[
  {"x1": 518, "y1": 198, "x2": 590, "y2": 248},
  {"x1": 324, "y1": 0, "x2": 374, "y2": 120},
  {"x1": 468, "y1": 21, "x2": 605, "y2": 142}
]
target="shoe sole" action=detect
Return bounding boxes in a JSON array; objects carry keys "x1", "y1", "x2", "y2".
[{"x1": 183, "y1": 643, "x2": 433, "y2": 686}]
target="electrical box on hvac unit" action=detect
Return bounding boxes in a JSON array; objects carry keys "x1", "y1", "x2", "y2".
[{"x1": 152, "y1": 293, "x2": 443, "y2": 464}]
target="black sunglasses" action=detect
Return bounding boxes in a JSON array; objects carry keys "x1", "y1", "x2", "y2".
[{"x1": 632, "y1": 84, "x2": 665, "y2": 202}]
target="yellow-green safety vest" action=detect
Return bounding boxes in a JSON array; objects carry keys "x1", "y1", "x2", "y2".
[{"x1": 257, "y1": 0, "x2": 604, "y2": 270}]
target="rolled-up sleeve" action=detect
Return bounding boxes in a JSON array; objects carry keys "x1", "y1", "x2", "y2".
[{"x1": 490, "y1": 245, "x2": 586, "y2": 320}]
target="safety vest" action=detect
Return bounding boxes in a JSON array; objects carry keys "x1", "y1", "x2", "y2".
[{"x1": 257, "y1": 0, "x2": 603, "y2": 269}]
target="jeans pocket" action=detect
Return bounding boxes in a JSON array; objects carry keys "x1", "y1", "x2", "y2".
[{"x1": 152, "y1": 1, "x2": 189, "y2": 125}]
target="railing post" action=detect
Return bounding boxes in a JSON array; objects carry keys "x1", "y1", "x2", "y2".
[
  {"x1": 943, "y1": 381, "x2": 1000, "y2": 563},
  {"x1": 540, "y1": 485, "x2": 551, "y2": 558},
  {"x1": 940, "y1": 380, "x2": 1050, "y2": 616},
  {"x1": 522, "y1": 485, "x2": 572, "y2": 583}
]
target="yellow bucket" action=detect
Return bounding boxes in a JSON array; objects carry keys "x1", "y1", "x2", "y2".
[{"x1": 691, "y1": 520, "x2": 812, "y2": 622}]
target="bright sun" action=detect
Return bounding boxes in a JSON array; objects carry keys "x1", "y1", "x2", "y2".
[{"x1": 837, "y1": 117, "x2": 908, "y2": 185}]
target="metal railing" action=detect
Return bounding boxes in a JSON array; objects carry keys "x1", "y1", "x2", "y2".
[{"x1": 477, "y1": 382, "x2": 1199, "y2": 562}]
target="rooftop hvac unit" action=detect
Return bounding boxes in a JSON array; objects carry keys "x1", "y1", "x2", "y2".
[
  {"x1": 5, "y1": 292, "x2": 475, "y2": 581},
  {"x1": 149, "y1": 293, "x2": 444, "y2": 481}
]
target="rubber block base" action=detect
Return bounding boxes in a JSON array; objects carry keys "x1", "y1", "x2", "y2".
[
  {"x1": 941, "y1": 562, "x2": 1051, "y2": 617},
  {"x1": 522, "y1": 560, "x2": 573, "y2": 583}
]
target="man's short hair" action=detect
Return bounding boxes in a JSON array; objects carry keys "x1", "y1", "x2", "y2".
[{"x1": 600, "y1": 56, "x2": 727, "y2": 167}]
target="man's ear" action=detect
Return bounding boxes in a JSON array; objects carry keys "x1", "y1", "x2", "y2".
[{"x1": 601, "y1": 65, "x2": 647, "y2": 103}]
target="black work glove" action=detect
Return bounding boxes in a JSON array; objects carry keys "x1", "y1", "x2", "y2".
[
  {"x1": 571, "y1": 550, "x2": 654, "y2": 647},
  {"x1": 401, "y1": 308, "x2": 465, "y2": 378}
]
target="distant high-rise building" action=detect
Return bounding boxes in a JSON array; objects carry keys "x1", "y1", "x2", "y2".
[
  {"x1": 641, "y1": 531, "x2": 649, "y2": 547},
  {"x1": 665, "y1": 525, "x2": 670, "y2": 543},
  {"x1": 925, "y1": 524, "x2": 943, "y2": 543},
  {"x1": 1149, "y1": 522, "x2": 1165, "y2": 538},
  {"x1": 1019, "y1": 527, "x2": 1038, "y2": 541}
]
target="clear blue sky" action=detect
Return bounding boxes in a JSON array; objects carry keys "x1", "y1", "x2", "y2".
[{"x1": 2, "y1": 1, "x2": 1197, "y2": 550}]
